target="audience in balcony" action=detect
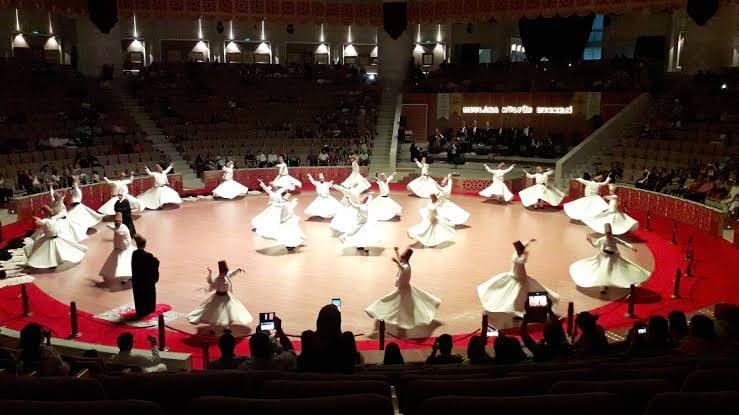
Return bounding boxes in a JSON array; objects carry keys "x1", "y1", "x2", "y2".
[
  {"x1": 208, "y1": 330, "x2": 246, "y2": 370},
  {"x1": 573, "y1": 311, "x2": 609, "y2": 358},
  {"x1": 520, "y1": 307, "x2": 573, "y2": 362},
  {"x1": 678, "y1": 315, "x2": 719, "y2": 355},
  {"x1": 668, "y1": 310, "x2": 690, "y2": 344},
  {"x1": 464, "y1": 335, "x2": 493, "y2": 365},
  {"x1": 493, "y1": 334, "x2": 527, "y2": 364},
  {"x1": 239, "y1": 317, "x2": 297, "y2": 371},
  {"x1": 624, "y1": 316, "x2": 675, "y2": 357},
  {"x1": 16, "y1": 323, "x2": 70, "y2": 376},
  {"x1": 109, "y1": 332, "x2": 167, "y2": 372}
]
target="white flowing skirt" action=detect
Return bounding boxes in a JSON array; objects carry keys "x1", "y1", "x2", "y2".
[
  {"x1": 58, "y1": 217, "x2": 89, "y2": 242},
  {"x1": 330, "y1": 205, "x2": 359, "y2": 234},
  {"x1": 570, "y1": 252, "x2": 651, "y2": 288},
  {"x1": 274, "y1": 218, "x2": 307, "y2": 248},
  {"x1": 369, "y1": 196, "x2": 402, "y2": 221},
  {"x1": 365, "y1": 286, "x2": 441, "y2": 329},
  {"x1": 67, "y1": 203, "x2": 104, "y2": 229},
  {"x1": 407, "y1": 176, "x2": 439, "y2": 198},
  {"x1": 436, "y1": 200, "x2": 470, "y2": 226},
  {"x1": 26, "y1": 236, "x2": 88, "y2": 269},
  {"x1": 340, "y1": 220, "x2": 382, "y2": 248},
  {"x1": 477, "y1": 272, "x2": 560, "y2": 318},
  {"x1": 212, "y1": 179, "x2": 249, "y2": 199},
  {"x1": 99, "y1": 246, "x2": 135, "y2": 280},
  {"x1": 479, "y1": 180, "x2": 513, "y2": 202},
  {"x1": 519, "y1": 184, "x2": 565, "y2": 207},
  {"x1": 187, "y1": 292, "x2": 253, "y2": 326},
  {"x1": 138, "y1": 186, "x2": 183, "y2": 209},
  {"x1": 305, "y1": 195, "x2": 343, "y2": 219},
  {"x1": 273, "y1": 174, "x2": 302, "y2": 191},
  {"x1": 564, "y1": 195, "x2": 610, "y2": 221},
  {"x1": 341, "y1": 172, "x2": 371, "y2": 193},
  {"x1": 583, "y1": 210, "x2": 639, "y2": 235},
  {"x1": 251, "y1": 205, "x2": 281, "y2": 231},
  {"x1": 98, "y1": 194, "x2": 145, "y2": 215},
  {"x1": 408, "y1": 215, "x2": 456, "y2": 247}
]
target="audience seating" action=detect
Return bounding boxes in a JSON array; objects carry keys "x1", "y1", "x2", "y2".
[
  {"x1": 0, "y1": 376, "x2": 107, "y2": 401},
  {"x1": 681, "y1": 369, "x2": 739, "y2": 392},
  {"x1": 188, "y1": 394, "x2": 394, "y2": 415},
  {"x1": 3, "y1": 400, "x2": 163, "y2": 415},
  {"x1": 644, "y1": 391, "x2": 739, "y2": 415},
  {"x1": 258, "y1": 379, "x2": 391, "y2": 399},
  {"x1": 418, "y1": 393, "x2": 620, "y2": 415},
  {"x1": 549, "y1": 379, "x2": 675, "y2": 413}
]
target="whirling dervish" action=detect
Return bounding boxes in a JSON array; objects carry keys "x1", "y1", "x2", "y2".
[
  {"x1": 98, "y1": 172, "x2": 144, "y2": 215},
  {"x1": 138, "y1": 163, "x2": 183, "y2": 209},
  {"x1": 407, "y1": 194, "x2": 456, "y2": 247},
  {"x1": 49, "y1": 185, "x2": 88, "y2": 242},
  {"x1": 582, "y1": 184, "x2": 639, "y2": 235},
  {"x1": 99, "y1": 213, "x2": 135, "y2": 283},
  {"x1": 272, "y1": 156, "x2": 302, "y2": 191},
  {"x1": 569, "y1": 223, "x2": 651, "y2": 293},
  {"x1": 563, "y1": 173, "x2": 611, "y2": 221},
  {"x1": 340, "y1": 194, "x2": 382, "y2": 252},
  {"x1": 66, "y1": 177, "x2": 104, "y2": 230},
  {"x1": 364, "y1": 247, "x2": 441, "y2": 330},
  {"x1": 433, "y1": 174, "x2": 470, "y2": 226},
  {"x1": 519, "y1": 166, "x2": 565, "y2": 209},
  {"x1": 304, "y1": 173, "x2": 342, "y2": 219},
  {"x1": 212, "y1": 160, "x2": 248, "y2": 199},
  {"x1": 479, "y1": 163, "x2": 515, "y2": 202},
  {"x1": 25, "y1": 206, "x2": 88, "y2": 269},
  {"x1": 252, "y1": 179, "x2": 287, "y2": 232},
  {"x1": 269, "y1": 193, "x2": 306, "y2": 251},
  {"x1": 341, "y1": 154, "x2": 371, "y2": 193},
  {"x1": 330, "y1": 182, "x2": 363, "y2": 234},
  {"x1": 407, "y1": 157, "x2": 438, "y2": 198},
  {"x1": 187, "y1": 261, "x2": 252, "y2": 335},
  {"x1": 369, "y1": 172, "x2": 402, "y2": 221},
  {"x1": 476, "y1": 239, "x2": 560, "y2": 321}
]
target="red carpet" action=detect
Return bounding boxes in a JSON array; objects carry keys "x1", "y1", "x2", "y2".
[{"x1": 1, "y1": 190, "x2": 736, "y2": 369}]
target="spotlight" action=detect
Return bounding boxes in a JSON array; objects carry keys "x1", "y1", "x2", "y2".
[{"x1": 720, "y1": 83, "x2": 727, "y2": 90}]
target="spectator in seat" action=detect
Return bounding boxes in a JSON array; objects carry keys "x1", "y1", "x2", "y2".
[
  {"x1": 625, "y1": 316, "x2": 674, "y2": 356},
  {"x1": 342, "y1": 331, "x2": 365, "y2": 368},
  {"x1": 297, "y1": 305, "x2": 356, "y2": 373},
  {"x1": 267, "y1": 150, "x2": 279, "y2": 167},
  {"x1": 679, "y1": 314, "x2": 718, "y2": 355},
  {"x1": 426, "y1": 334, "x2": 464, "y2": 364},
  {"x1": 257, "y1": 151, "x2": 268, "y2": 168},
  {"x1": 239, "y1": 315, "x2": 296, "y2": 371},
  {"x1": 668, "y1": 310, "x2": 689, "y2": 344},
  {"x1": 383, "y1": 342, "x2": 405, "y2": 365},
  {"x1": 0, "y1": 174, "x2": 13, "y2": 206},
  {"x1": 318, "y1": 150, "x2": 329, "y2": 166},
  {"x1": 359, "y1": 150, "x2": 370, "y2": 166},
  {"x1": 287, "y1": 150, "x2": 301, "y2": 167},
  {"x1": 493, "y1": 334, "x2": 527, "y2": 364},
  {"x1": 17, "y1": 323, "x2": 69, "y2": 376},
  {"x1": 573, "y1": 311, "x2": 609, "y2": 358},
  {"x1": 520, "y1": 303, "x2": 572, "y2": 361},
  {"x1": 464, "y1": 335, "x2": 493, "y2": 364},
  {"x1": 109, "y1": 332, "x2": 167, "y2": 372},
  {"x1": 209, "y1": 330, "x2": 246, "y2": 370}
]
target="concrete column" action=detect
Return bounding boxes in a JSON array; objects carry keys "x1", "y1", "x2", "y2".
[
  {"x1": 378, "y1": 25, "x2": 412, "y2": 83},
  {"x1": 680, "y1": 4, "x2": 738, "y2": 74},
  {"x1": 75, "y1": 17, "x2": 123, "y2": 77}
]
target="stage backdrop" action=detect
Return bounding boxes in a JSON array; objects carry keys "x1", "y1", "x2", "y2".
[{"x1": 402, "y1": 92, "x2": 640, "y2": 147}]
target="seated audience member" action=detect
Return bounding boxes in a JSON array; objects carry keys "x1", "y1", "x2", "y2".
[
  {"x1": 297, "y1": 305, "x2": 356, "y2": 373},
  {"x1": 383, "y1": 342, "x2": 405, "y2": 365},
  {"x1": 109, "y1": 332, "x2": 167, "y2": 372},
  {"x1": 625, "y1": 316, "x2": 674, "y2": 356},
  {"x1": 667, "y1": 310, "x2": 689, "y2": 344},
  {"x1": 359, "y1": 151, "x2": 370, "y2": 166},
  {"x1": 239, "y1": 316, "x2": 296, "y2": 371},
  {"x1": 714, "y1": 304, "x2": 739, "y2": 348},
  {"x1": 0, "y1": 174, "x2": 13, "y2": 206},
  {"x1": 426, "y1": 334, "x2": 464, "y2": 365},
  {"x1": 343, "y1": 331, "x2": 365, "y2": 368},
  {"x1": 678, "y1": 315, "x2": 718, "y2": 355},
  {"x1": 573, "y1": 311, "x2": 609, "y2": 358},
  {"x1": 465, "y1": 335, "x2": 493, "y2": 364},
  {"x1": 209, "y1": 330, "x2": 246, "y2": 370},
  {"x1": 520, "y1": 305, "x2": 572, "y2": 361},
  {"x1": 493, "y1": 334, "x2": 527, "y2": 364},
  {"x1": 635, "y1": 169, "x2": 651, "y2": 189},
  {"x1": 267, "y1": 150, "x2": 279, "y2": 166},
  {"x1": 16, "y1": 323, "x2": 70, "y2": 376}
]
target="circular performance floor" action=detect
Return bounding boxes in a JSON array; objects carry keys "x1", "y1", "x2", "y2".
[{"x1": 29, "y1": 191, "x2": 655, "y2": 339}]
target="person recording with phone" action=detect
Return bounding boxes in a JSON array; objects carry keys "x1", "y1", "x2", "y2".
[
  {"x1": 519, "y1": 296, "x2": 573, "y2": 362},
  {"x1": 239, "y1": 315, "x2": 296, "y2": 371},
  {"x1": 426, "y1": 333, "x2": 463, "y2": 365},
  {"x1": 109, "y1": 332, "x2": 167, "y2": 372},
  {"x1": 623, "y1": 315, "x2": 675, "y2": 357}
]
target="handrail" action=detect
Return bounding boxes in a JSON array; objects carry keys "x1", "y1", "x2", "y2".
[
  {"x1": 389, "y1": 92, "x2": 403, "y2": 171},
  {"x1": 555, "y1": 93, "x2": 651, "y2": 184}
]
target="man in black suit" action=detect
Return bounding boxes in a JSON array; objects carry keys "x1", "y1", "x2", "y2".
[
  {"x1": 131, "y1": 235, "x2": 160, "y2": 318},
  {"x1": 113, "y1": 192, "x2": 136, "y2": 236}
]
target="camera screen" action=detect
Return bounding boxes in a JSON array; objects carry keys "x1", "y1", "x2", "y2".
[
  {"x1": 332, "y1": 298, "x2": 342, "y2": 312},
  {"x1": 528, "y1": 293, "x2": 548, "y2": 307}
]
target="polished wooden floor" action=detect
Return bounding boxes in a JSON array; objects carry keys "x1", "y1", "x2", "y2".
[{"x1": 31, "y1": 192, "x2": 654, "y2": 339}]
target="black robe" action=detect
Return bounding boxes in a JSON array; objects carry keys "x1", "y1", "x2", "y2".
[
  {"x1": 114, "y1": 198, "x2": 136, "y2": 236},
  {"x1": 131, "y1": 248, "x2": 160, "y2": 318}
]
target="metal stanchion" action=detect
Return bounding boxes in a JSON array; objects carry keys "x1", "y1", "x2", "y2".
[
  {"x1": 672, "y1": 221, "x2": 678, "y2": 245},
  {"x1": 69, "y1": 301, "x2": 81, "y2": 338},
  {"x1": 21, "y1": 284, "x2": 31, "y2": 317},
  {"x1": 686, "y1": 236, "x2": 693, "y2": 260},
  {"x1": 645, "y1": 210, "x2": 651, "y2": 231},
  {"x1": 201, "y1": 342, "x2": 210, "y2": 369},
  {"x1": 625, "y1": 284, "x2": 637, "y2": 318},
  {"x1": 686, "y1": 253, "x2": 694, "y2": 277},
  {"x1": 379, "y1": 320, "x2": 386, "y2": 350},
  {"x1": 481, "y1": 314, "x2": 489, "y2": 345},
  {"x1": 672, "y1": 268, "x2": 682, "y2": 299},
  {"x1": 566, "y1": 302, "x2": 575, "y2": 338},
  {"x1": 157, "y1": 314, "x2": 168, "y2": 352}
]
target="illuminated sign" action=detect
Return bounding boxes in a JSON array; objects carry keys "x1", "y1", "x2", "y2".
[{"x1": 462, "y1": 105, "x2": 573, "y2": 115}]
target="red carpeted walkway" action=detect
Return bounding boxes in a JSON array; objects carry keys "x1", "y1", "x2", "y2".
[{"x1": 1, "y1": 191, "x2": 736, "y2": 369}]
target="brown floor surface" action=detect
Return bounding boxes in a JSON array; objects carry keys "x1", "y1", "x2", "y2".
[{"x1": 30, "y1": 192, "x2": 654, "y2": 339}]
